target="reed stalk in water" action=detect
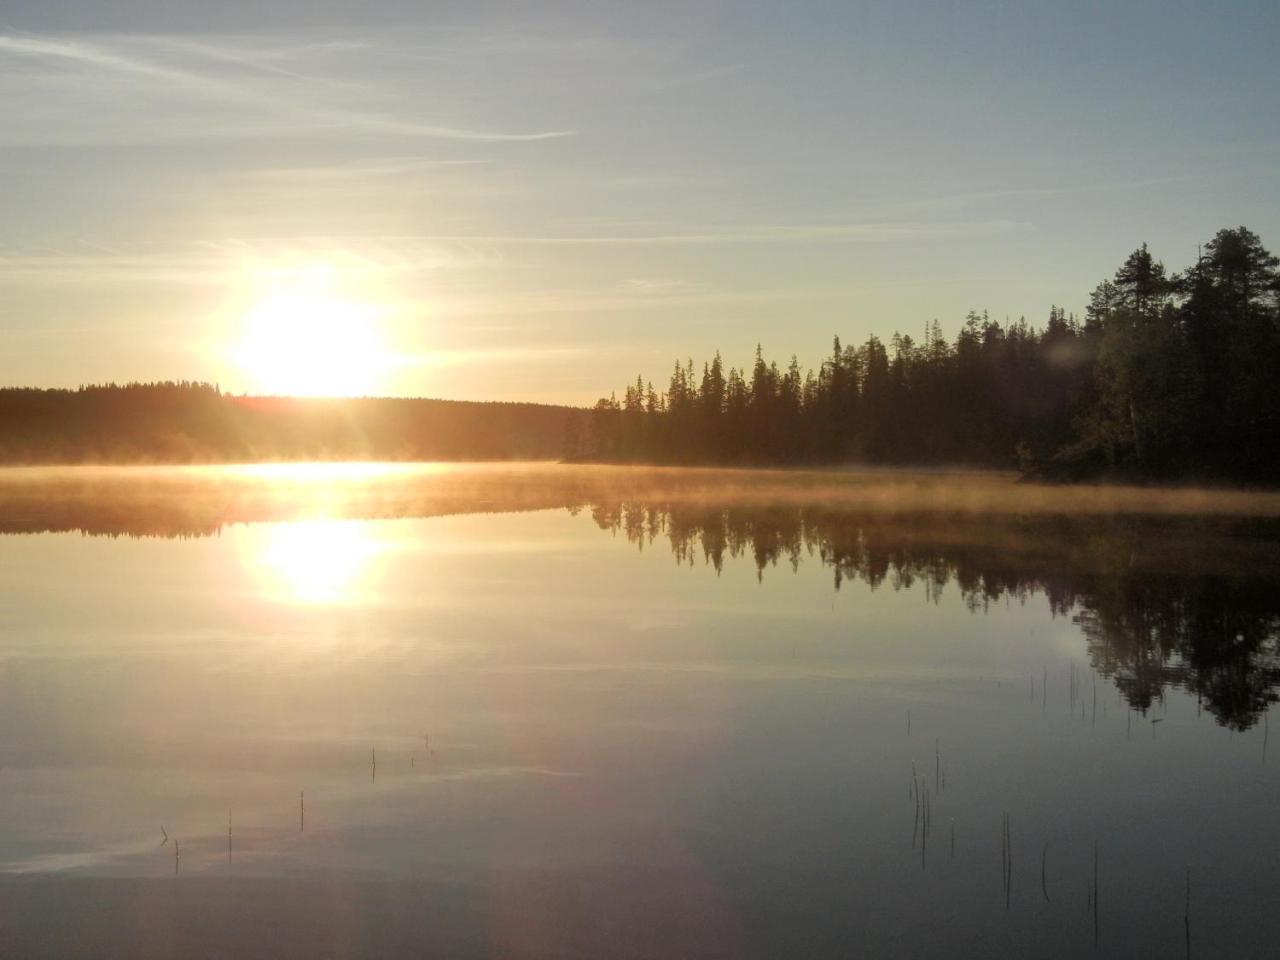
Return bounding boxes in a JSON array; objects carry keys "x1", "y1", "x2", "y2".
[
  {"x1": 912, "y1": 777, "x2": 920, "y2": 848},
  {"x1": 1041, "y1": 841, "x2": 1050, "y2": 902},
  {"x1": 921, "y1": 787, "x2": 929, "y2": 869},
  {"x1": 1092, "y1": 840, "x2": 1100, "y2": 945},
  {"x1": 1001, "y1": 812, "x2": 1011, "y2": 910},
  {"x1": 1185, "y1": 865, "x2": 1191, "y2": 959}
]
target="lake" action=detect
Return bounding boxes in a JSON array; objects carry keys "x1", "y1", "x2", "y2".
[{"x1": 1, "y1": 463, "x2": 1278, "y2": 959}]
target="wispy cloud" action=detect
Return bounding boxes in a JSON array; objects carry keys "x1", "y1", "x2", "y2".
[
  {"x1": 423, "y1": 220, "x2": 1025, "y2": 246},
  {"x1": 0, "y1": 249, "x2": 226, "y2": 286},
  {"x1": 0, "y1": 237, "x2": 480, "y2": 286},
  {"x1": 895, "y1": 174, "x2": 1212, "y2": 212},
  {"x1": 0, "y1": 220, "x2": 1022, "y2": 287},
  {"x1": 235, "y1": 157, "x2": 491, "y2": 183},
  {"x1": 0, "y1": 213, "x2": 1023, "y2": 289},
  {"x1": 418, "y1": 276, "x2": 968, "y2": 322},
  {"x1": 0, "y1": 32, "x2": 574, "y2": 145},
  {"x1": 404, "y1": 345, "x2": 594, "y2": 370}
]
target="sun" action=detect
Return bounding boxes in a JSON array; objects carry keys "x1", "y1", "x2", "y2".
[{"x1": 232, "y1": 292, "x2": 394, "y2": 397}]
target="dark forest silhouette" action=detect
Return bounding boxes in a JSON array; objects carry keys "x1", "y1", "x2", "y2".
[
  {"x1": 586, "y1": 227, "x2": 1280, "y2": 482},
  {"x1": 0, "y1": 386, "x2": 579, "y2": 463},
  {"x1": 2, "y1": 468, "x2": 1276, "y2": 730}
]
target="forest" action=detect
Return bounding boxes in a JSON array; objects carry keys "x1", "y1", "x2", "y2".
[
  {"x1": 0, "y1": 387, "x2": 578, "y2": 463},
  {"x1": 583, "y1": 226, "x2": 1280, "y2": 483}
]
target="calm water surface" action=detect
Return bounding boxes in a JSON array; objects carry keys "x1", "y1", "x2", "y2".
[{"x1": 1, "y1": 464, "x2": 1278, "y2": 958}]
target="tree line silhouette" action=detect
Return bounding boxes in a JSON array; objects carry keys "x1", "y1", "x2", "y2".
[
  {"x1": 584, "y1": 226, "x2": 1280, "y2": 482},
  {"x1": 3, "y1": 225, "x2": 1276, "y2": 479},
  {"x1": 0, "y1": 383, "x2": 580, "y2": 463}
]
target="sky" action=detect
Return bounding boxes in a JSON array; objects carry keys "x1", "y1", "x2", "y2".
[{"x1": 2, "y1": 0, "x2": 1278, "y2": 403}]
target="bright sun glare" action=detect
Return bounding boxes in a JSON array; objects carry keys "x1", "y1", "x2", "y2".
[
  {"x1": 230, "y1": 264, "x2": 398, "y2": 397},
  {"x1": 250, "y1": 519, "x2": 387, "y2": 605}
]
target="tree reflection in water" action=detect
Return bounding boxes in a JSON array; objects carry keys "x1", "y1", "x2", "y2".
[
  {"x1": 588, "y1": 502, "x2": 1280, "y2": 731},
  {"x1": 2, "y1": 466, "x2": 1277, "y2": 730}
]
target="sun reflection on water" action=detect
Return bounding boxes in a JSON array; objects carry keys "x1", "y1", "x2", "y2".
[
  {"x1": 247, "y1": 518, "x2": 387, "y2": 604},
  {"x1": 223, "y1": 462, "x2": 437, "y2": 481}
]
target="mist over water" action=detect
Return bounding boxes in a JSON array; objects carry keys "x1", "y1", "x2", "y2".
[{"x1": 1, "y1": 464, "x2": 1278, "y2": 958}]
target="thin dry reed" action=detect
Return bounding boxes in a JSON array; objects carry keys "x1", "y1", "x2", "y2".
[
  {"x1": 921, "y1": 787, "x2": 929, "y2": 869},
  {"x1": 1184, "y1": 865, "x2": 1191, "y2": 960},
  {"x1": 1001, "y1": 812, "x2": 1011, "y2": 910},
  {"x1": 1092, "y1": 841, "x2": 1100, "y2": 944},
  {"x1": 912, "y1": 777, "x2": 920, "y2": 848},
  {"x1": 1041, "y1": 841, "x2": 1050, "y2": 902}
]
